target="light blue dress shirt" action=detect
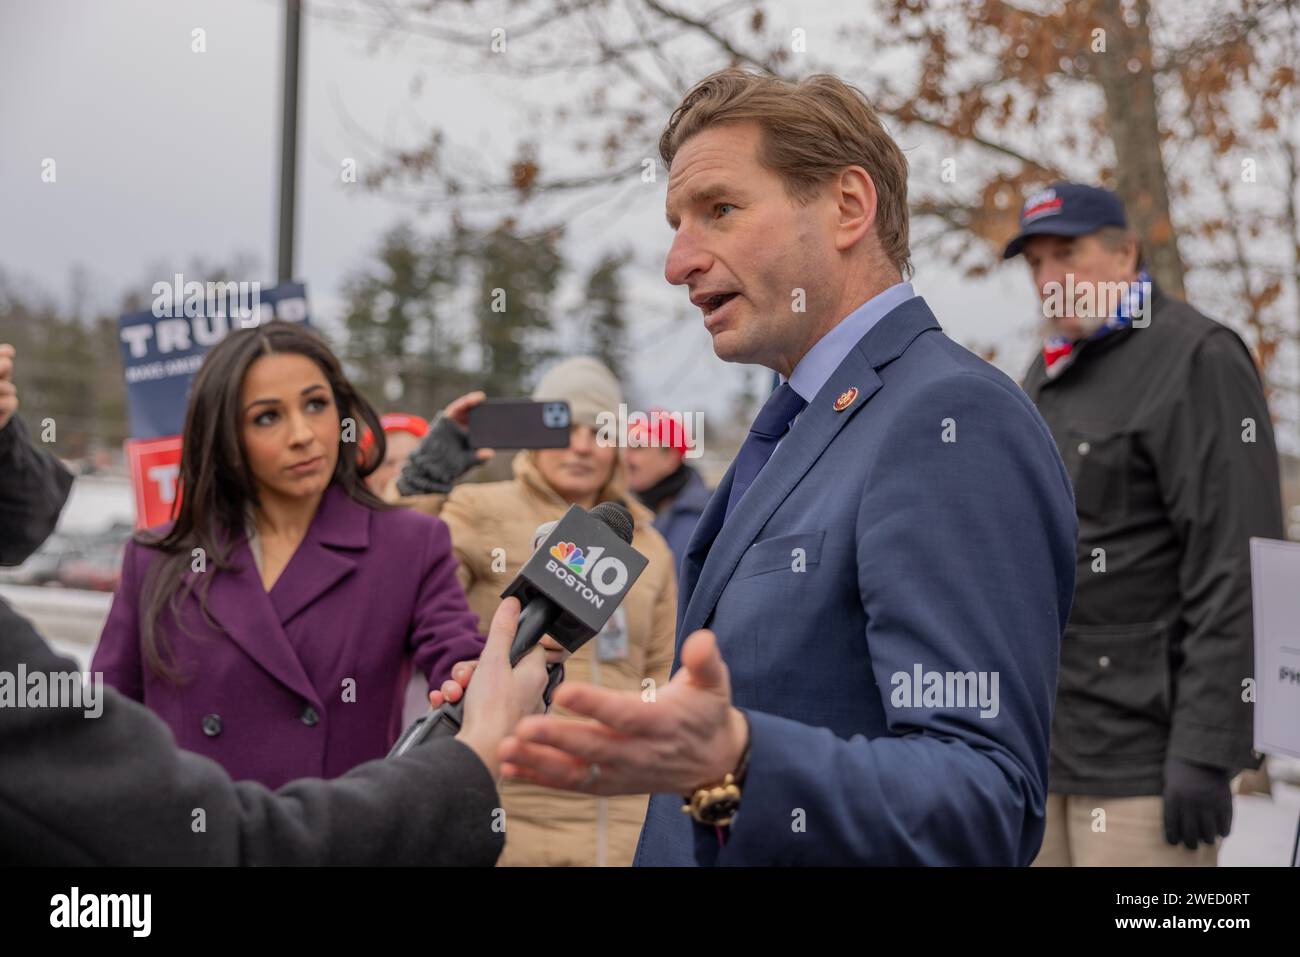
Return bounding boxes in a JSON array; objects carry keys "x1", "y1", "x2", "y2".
[{"x1": 784, "y1": 281, "x2": 916, "y2": 404}]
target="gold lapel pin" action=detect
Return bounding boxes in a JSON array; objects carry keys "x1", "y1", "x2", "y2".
[{"x1": 833, "y1": 386, "x2": 859, "y2": 412}]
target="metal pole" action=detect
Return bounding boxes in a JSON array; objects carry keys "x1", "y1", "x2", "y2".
[{"x1": 277, "y1": 0, "x2": 302, "y2": 283}]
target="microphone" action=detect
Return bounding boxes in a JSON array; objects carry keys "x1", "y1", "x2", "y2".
[{"x1": 388, "y1": 501, "x2": 647, "y2": 757}]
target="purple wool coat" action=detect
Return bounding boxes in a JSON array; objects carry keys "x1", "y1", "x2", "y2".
[{"x1": 92, "y1": 483, "x2": 486, "y2": 789}]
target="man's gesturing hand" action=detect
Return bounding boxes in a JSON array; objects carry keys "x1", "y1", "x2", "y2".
[
  {"x1": 454, "y1": 597, "x2": 549, "y2": 780},
  {"x1": 498, "y1": 628, "x2": 750, "y2": 796}
]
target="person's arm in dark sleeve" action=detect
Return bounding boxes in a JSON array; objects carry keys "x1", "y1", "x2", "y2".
[
  {"x1": 0, "y1": 415, "x2": 74, "y2": 566},
  {"x1": 1150, "y1": 328, "x2": 1283, "y2": 773},
  {"x1": 713, "y1": 374, "x2": 1077, "y2": 865},
  {"x1": 0, "y1": 600, "x2": 504, "y2": 866}
]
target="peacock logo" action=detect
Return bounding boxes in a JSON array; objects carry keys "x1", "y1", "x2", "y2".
[
  {"x1": 543, "y1": 536, "x2": 630, "y2": 599},
  {"x1": 550, "y1": 541, "x2": 586, "y2": 574}
]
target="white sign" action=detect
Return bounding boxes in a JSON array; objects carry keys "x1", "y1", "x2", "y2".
[{"x1": 1249, "y1": 537, "x2": 1300, "y2": 759}]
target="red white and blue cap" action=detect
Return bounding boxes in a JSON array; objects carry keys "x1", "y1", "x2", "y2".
[{"x1": 1002, "y1": 181, "x2": 1128, "y2": 259}]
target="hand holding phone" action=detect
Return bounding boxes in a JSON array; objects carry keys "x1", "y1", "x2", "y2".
[{"x1": 393, "y1": 391, "x2": 495, "y2": 496}]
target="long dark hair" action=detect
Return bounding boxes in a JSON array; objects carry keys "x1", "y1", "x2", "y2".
[{"x1": 137, "y1": 321, "x2": 390, "y2": 679}]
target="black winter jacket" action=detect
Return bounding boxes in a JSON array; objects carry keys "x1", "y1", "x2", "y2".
[{"x1": 1022, "y1": 285, "x2": 1282, "y2": 795}]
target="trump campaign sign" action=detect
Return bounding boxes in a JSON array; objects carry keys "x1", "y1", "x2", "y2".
[
  {"x1": 125, "y1": 435, "x2": 185, "y2": 529},
  {"x1": 118, "y1": 279, "x2": 310, "y2": 439},
  {"x1": 119, "y1": 278, "x2": 310, "y2": 527}
]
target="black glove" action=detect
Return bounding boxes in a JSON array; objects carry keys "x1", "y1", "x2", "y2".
[
  {"x1": 395, "y1": 414, "x2": 484, "y2": 496},
  {"x1": 1162, "y1": 757, "x2": 1233, "y2": 850}
]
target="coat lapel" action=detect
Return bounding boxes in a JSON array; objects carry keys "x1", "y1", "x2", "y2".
[
  {"x1": 204, "y1": 484, "x2": 369, "y2": 706},
  {"x1": 268, "y1": 484, "x2": 369, "y2": 627},
  {"x1": 678, "y1": 298, "x2": 942, "y2": 644},
  {"x1": 675, "y1": 465, "x2": 732, "y2": 636},
  {"x1": 204, "y1": 538, "x2": 322, "y2": 708}
]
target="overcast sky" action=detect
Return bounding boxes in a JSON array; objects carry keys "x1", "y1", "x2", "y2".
[{"x1": 0, "y1": 0, "x2": 1042, "y2": 427}]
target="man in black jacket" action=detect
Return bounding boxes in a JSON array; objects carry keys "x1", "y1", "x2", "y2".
[
  {"x1": 1004, "y1": 184, "x2": 1284, "y2": 865},
  {"x1": 0, "y1": 342, "x2": 545, "y2": 865}
]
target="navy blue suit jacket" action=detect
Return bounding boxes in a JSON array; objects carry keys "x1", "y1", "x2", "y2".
[{"x1": 634, "y1": 297, "x2": 1077, "y2": 865}]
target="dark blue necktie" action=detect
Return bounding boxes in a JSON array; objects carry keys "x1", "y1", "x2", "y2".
[{"x1": 723, "y1": 382, "x2": 807, "y2": 523}]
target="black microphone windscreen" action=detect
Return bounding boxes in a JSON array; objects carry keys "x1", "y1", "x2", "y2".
[{"x1": 589, "y1": 501, "x2": 634, "y2": 544}]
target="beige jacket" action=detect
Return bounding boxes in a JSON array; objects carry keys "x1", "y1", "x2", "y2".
[{"x1": 399, "y1": 451, "x2": 677, "y2": 866}]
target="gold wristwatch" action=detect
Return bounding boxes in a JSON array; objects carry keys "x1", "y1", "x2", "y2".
[{"x1": 681, "y1": 712, "x2": 751, "y2": 826}]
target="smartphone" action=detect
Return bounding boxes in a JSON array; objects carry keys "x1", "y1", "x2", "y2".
[{"x1": 468, "y1": 399, "x2": 572, "y2": 449}]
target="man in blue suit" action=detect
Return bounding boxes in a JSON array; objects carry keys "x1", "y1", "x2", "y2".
[{"x1": 497, "y1": 69, "x2": 1077, "y2": 865}]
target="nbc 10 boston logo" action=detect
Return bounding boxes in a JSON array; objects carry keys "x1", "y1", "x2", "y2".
[{"x1": 546, "y1": 541, "x2": 629, "y2": 608}]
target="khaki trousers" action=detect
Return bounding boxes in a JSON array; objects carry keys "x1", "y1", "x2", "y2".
[{"x1": 1032, "y1": 792, "x2": 1219, "y2": 866}]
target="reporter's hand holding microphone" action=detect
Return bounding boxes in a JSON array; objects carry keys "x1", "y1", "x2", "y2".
[
  {"x1": 397, "y1": 498, "x2": 645, "y2": 790},
  {"x1": 429, "y1": 640, "x2": 567, "y2": 711},
  {"x1": 393, "y1": 386, "x2": 636, "y2": 788},
  {"x1": 452, "y1": 596, "x2": 550, "y2": 780}
]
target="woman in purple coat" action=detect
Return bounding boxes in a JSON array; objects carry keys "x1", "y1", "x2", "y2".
[{"x1": 93, "y1": 321, "x2": 485, "y2": 789}]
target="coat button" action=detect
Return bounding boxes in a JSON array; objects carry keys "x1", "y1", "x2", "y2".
[
  {"x1": 1098, "y1": 655, "x2": 1111, "y2": 668},
  {"x1": 300, "y1": 705, "x2": 320, "y2": 727},
  {"x1": 1077, "y1": 441, "x2": 1091, "y2": 455},
  {"x1": 202, "y1": 713, "x2": 223, "y2": 737}
]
